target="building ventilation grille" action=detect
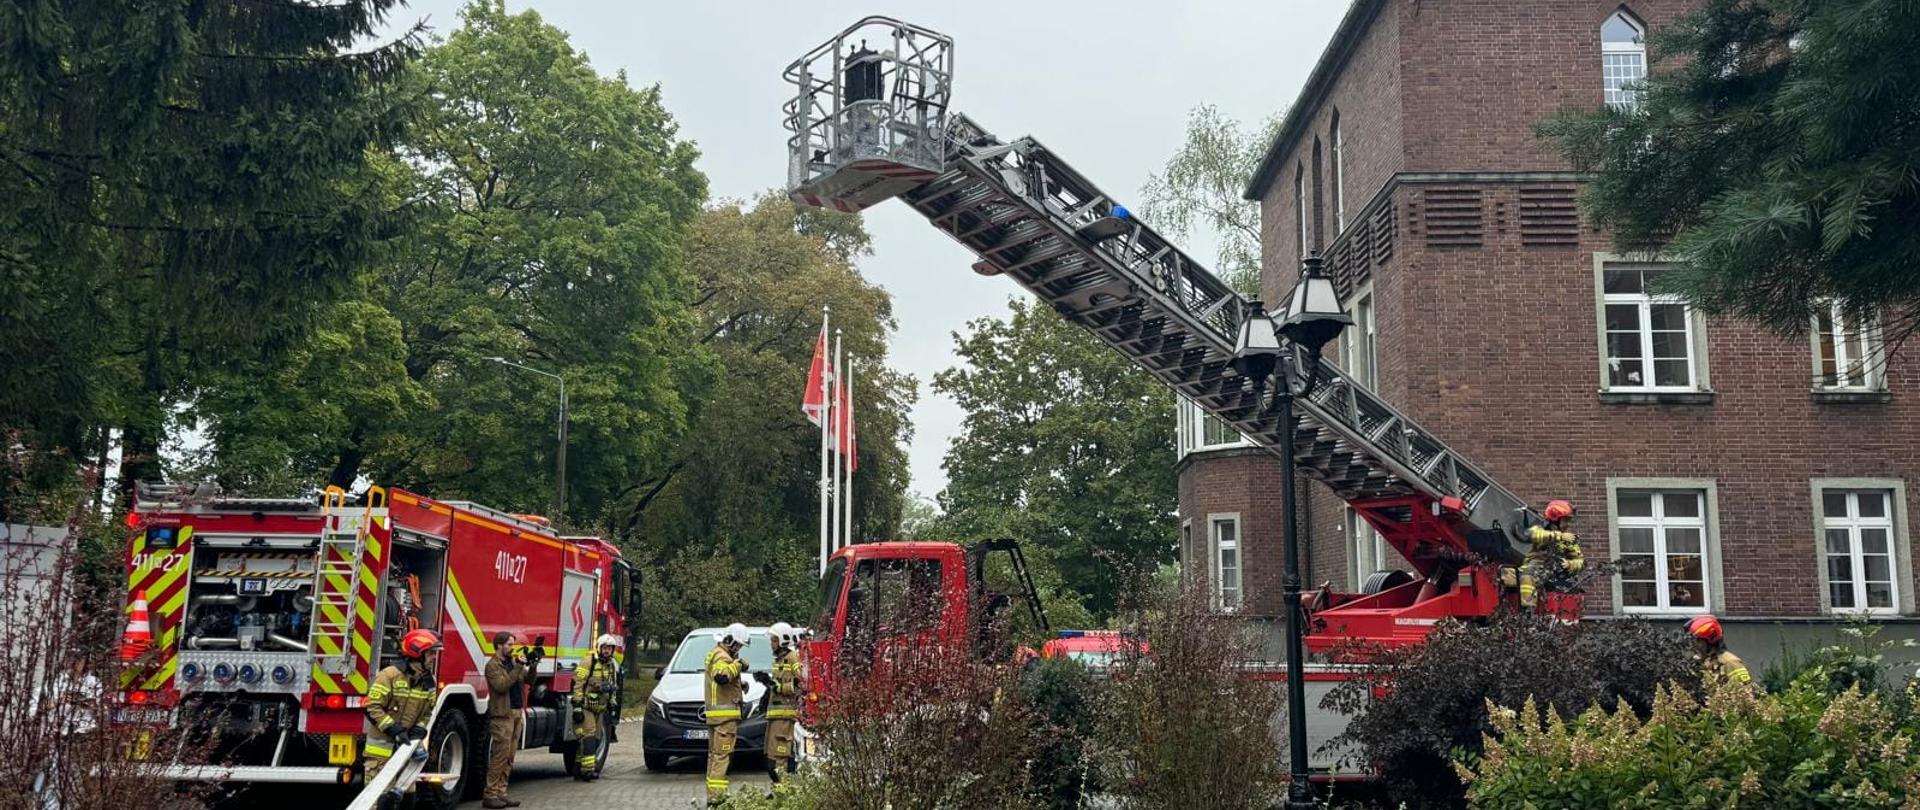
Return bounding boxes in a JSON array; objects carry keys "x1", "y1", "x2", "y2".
[
  {"x1": 1420, "y1": 188, "x2": 1484, "y2": 249},
  {"x1": 1517, "y1": 185, "x2": 1581, "y2": 247}
]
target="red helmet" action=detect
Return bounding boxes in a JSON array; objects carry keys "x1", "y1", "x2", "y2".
[
  {"x1": 1543, "y1": 500, "x2": 1575, "y2": 522},
  {"x1": 1686, "y1": 615, "x2": 1723, "y2": 645},
  {"x1": 401, "y1": 629, "x2": 443, "y2": 659}
]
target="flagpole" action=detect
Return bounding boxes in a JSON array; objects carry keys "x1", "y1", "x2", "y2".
[
  {"x1": 843, "y1": 363, "x2": 855, "y2": 548},
  {"x1": 817, "y1": 308, "x2": 832, "y2": 575},
  {"x1": 833, "y1": 329, "x2": 846, "y2": 554}
]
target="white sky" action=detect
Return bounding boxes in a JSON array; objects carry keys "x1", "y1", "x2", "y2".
[{"x1": 383, "y1": 0, "x2": 1349, "y2": 501}]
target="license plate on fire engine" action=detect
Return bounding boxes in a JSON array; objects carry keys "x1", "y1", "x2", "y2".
[
  {"x1": 328, "y1": 734, "x2": 357, "y2": 765},
  {"x1": 683, "y1": 729, "x2": 709, "y2": 740}
]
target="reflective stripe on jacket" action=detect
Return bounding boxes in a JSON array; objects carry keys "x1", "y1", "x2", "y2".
[
  {"x1": 365, "y1": 663, "x2": 437, "y2": 755},
  {"x1": 704, "y1": 645, "x2": 743, "y2": 723},
  {"x1": 576, "y1": 654, "x2": 618, "y2": 712},
  {"x1": 767, "y1": 648, "x2": 802, "y2": 720}
]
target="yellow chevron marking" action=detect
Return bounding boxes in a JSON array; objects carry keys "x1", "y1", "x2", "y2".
[
  {"x1": 324, "y1": 572, "x2": 352, "y2": 595},
  {"x1": 348, "y1": 672, "x2": 369, "y2": 693},
  {"x1": 316, "y1": 635, "x2": 343, "y2": 656},
  {"x1": 141, "y1": 659, "x2": 177, "y2": 691},
  {"x1": 159, "y1": 586, "x2": 187, "y2": 619},
  {"x1": 354, "y1": 598, "x2": 376, "y2": 629},
  {"x1": 445, "y1": 568, "x2": 490, "y2": 656},
  {"x1": 357, "y1": 564, "x2": 378, "y2": 595},
  {"x1": 318, "y1": 602, "x2": 347, "y2": 628},
  {"x1": 352, "y1": 630, "x2": 373, "y2": 663},
  {"x1": 312, "y1": 668, "x2": 341, "y2": 694}
]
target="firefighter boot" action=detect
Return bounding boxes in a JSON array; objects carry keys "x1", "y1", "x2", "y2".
[{"x1": 1519, "y1": 571, "x2": 1537, "y2": 608}]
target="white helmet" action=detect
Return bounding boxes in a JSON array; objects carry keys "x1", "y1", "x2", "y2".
[
  {"x1": 769, "y1": 622, "x2": 795, "y2": 646},
  {"x1": 722, "y1": 623, "x2": 749, "y2": 645},
  {"x1": 595, "y1": 634, "x2": 621, "y2": 649}
]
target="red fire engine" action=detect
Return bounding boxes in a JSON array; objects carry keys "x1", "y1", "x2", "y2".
[{"x1": 118, "y1": 484, "x2": 639, "y2": 806}]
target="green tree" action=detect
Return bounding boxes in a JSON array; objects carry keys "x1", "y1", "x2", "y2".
[
  {"x1": 1539, "y1": 0, "x2": 1920, "y2": 345},
  {"x1": 0, "y1": 0, "x2": 422, "y2": 517},
  {"x1": 934, "y1": 299, "x2": 1174, "y2": 620},
  {"x1": 195, "y1": 1, "x2": 711, "y2": 529},
  {"x1": 630, "y1": 194, "x2": 915, "y2": 634},
  {"x1": 1139, "y1": 104, "x2": 1283, "y2": 294}
]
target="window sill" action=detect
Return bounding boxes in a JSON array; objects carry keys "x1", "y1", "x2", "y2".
[
  {"x1": 1599, "y1": 390, "x2": 1715, "y2": 405},
  {"x1": 1811, "y1": 389, "x2": 1891, "y2": 404}
]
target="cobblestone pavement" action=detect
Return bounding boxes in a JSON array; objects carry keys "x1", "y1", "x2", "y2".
[{"x1": 477, "y1": 724, "x2": 772, "y2": 809}]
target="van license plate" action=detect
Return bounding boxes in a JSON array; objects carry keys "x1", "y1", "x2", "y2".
[
  {"x1": 683, "y1": 729, "x2": 709, "y2": 740},
  {"x1": 328, "y1": 734, "x2": 357, "y2": 765}
]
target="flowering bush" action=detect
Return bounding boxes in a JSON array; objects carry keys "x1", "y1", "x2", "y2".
[{"x1": 1461, "y1": 674, "x2": 1920, "y2": 809}]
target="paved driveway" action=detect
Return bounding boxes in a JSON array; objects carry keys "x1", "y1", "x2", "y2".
[{"x1": 473, "y1": 725, "x2": 772, "y2": 809}]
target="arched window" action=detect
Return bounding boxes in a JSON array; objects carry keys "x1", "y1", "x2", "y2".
[
  {"x1": 1603, "y1": 10, "x2": 1648, "y2": 109},
  {"x1": 1331, "y1": 110, "x2": 1346, "y2": 234},
  {"x1": 1295, "y1": 165, "x2": 1308, "y2": 259}
]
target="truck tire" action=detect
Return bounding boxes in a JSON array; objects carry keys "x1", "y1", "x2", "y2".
[
  {"x1": 561, "y1": 709, "x2": 614, "y2": 779},
  {"x1": 414, "y1": 709, "x2": 473, "y2": 810},
  {"x1": 1361, "y1": 569, "x2": 1414, "y2": 595}
]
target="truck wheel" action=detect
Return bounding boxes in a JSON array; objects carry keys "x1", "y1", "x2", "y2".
[
  {"x1": 414, "y1": 710, "x2": 472, "y2": 810},
  {"x1": 561, "y1": 710, "x2": 614, "y2": 779}
]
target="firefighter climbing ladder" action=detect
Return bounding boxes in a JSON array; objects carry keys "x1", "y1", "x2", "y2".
[{"x1": 786, "y1": 17, "x2": 1536, "y2": 562}]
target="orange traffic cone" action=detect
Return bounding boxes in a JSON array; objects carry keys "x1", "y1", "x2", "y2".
[{"x1": 121, "y1": 590, "x2": 153, "y2": 662}]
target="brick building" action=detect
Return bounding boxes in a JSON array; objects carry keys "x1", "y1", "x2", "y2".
[{"x1": 1176, "y1": 0, "x2": 1920, "y2": 662}]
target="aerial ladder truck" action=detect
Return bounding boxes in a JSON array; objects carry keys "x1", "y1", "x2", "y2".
[{"x1": 782, "y1": 20, "x2": 1583, "y2": 772}]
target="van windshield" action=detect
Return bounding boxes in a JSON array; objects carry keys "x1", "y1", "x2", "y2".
[{"x1": 668, "y1": 632, "x2": 773, "y2": 674}]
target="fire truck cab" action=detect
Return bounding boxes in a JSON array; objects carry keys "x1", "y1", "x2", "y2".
[
  {"x1": 803, "y1": 539, "x2": 1046, "y2": 711},
  {"x1": 120, "y1": 484, "x2": 640, "y2": 805}
]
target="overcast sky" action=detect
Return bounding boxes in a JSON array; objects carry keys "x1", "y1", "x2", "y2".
[{"x1": 384, "y1": 0, "x2": 1349, "y2": 502}]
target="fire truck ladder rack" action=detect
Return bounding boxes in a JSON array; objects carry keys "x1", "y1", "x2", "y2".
[
  {"x1": 312, "y1": 486, "x2": 368, "y2": 675},
  {"x1": 890, "y1": 117, "x2": 1532, "y2": 566}
]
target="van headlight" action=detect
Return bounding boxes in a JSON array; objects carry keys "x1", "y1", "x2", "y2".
[{"x1": 647, "y1": 698, "x2": 665, "y2": 719}]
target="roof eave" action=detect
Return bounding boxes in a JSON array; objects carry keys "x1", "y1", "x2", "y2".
[{"x1": 1242, "y1": 0, "x2": 1390, "y2": 201}]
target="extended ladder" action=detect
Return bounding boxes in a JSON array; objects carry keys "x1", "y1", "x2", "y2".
[
  {"x1": 901, "y1": 117, "x2": 1533, "y2": 561},
  {"x1": 784, "y1": 19, "x2": 1554, "y2": 650}
]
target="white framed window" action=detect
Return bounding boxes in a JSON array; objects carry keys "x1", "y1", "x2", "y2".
[
  {"x1": 1602, "y1": 11, "x2": 1647, "y2": 110},
  {"x1": 1612, "y1": 486, "x2": 1715, "y2": 613},
  {"x1": 1345, "y1": 507, "x2": 1389, "y2": 591},
  {"x1": 1600, "y1": 262, "x2": 1704, "y2": 391},
  {"x1": 1211, "y1": 514, "x2": 1242, "y2": 611},
  {"x1": 1295, "y1": 168, "x2": 1309, "y2": 258},
  {"x1": 1339, "y1": 287, "x2": 1378, "y2": 389},
  {"x1": 1819, "y1": 489, "x2": 1900, "y2": 614},
  {"x1": 1176, "y1": 397, "x2": 1251, "y2": 457},
  {"x1": 1332, "y1": 113, "x2": 1346, "y2": 234},
  {"x1": 1812, "y1": 302, "x2": 1885, "y2": 390},
  {"x1": 1181, "y1": 519, "x2": 1194, "y2": 575}
]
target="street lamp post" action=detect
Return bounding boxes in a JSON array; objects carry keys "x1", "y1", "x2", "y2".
[
  {"x1": 485, "y1": 356, "x2": 568, "y2": 526},
  {"x1": 1232, "y1": 253, "x2": 1350, "y2": 809}
]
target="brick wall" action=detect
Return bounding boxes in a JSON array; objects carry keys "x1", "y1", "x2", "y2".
[{"x1": 1186, "y1": 0, "x2": 1920, "y2": 621}]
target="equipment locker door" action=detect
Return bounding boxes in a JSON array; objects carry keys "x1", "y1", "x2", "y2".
[{"x1": 558, "y1": 571, "x2": 598, "y2": 661}]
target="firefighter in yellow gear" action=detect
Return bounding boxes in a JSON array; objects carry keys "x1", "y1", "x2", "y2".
[
  {"x1": 572, "y1": 634, "x2": 621, "y2": 781},
  {"x1": 704, "y1": 623, "x2": 750, "y2": 805},
  {"x1": 1688, "y1": 615, "x2": 1754, "y2": 688},
  {"x1": 1504, "y1": 499, "x2": 1584, "y2": 608},
  {"x1": 759, "y1": 622, "x2": 804, "y2": 782},
  {"x1": 365, "y1": 629, "x2": 442, "y2": 808}
]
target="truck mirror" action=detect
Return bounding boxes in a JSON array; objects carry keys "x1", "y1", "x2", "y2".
[{"x1": 653, "y1": 665, "x2": 665, "y2": 681}]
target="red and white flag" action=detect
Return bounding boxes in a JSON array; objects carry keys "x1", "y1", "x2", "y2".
[
  {"x1": 837, "y1": 369, "x2": 858, "y2": 472},
  {"x1": 802, "y1": 323, "x2": 833, "y2": 427}
]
